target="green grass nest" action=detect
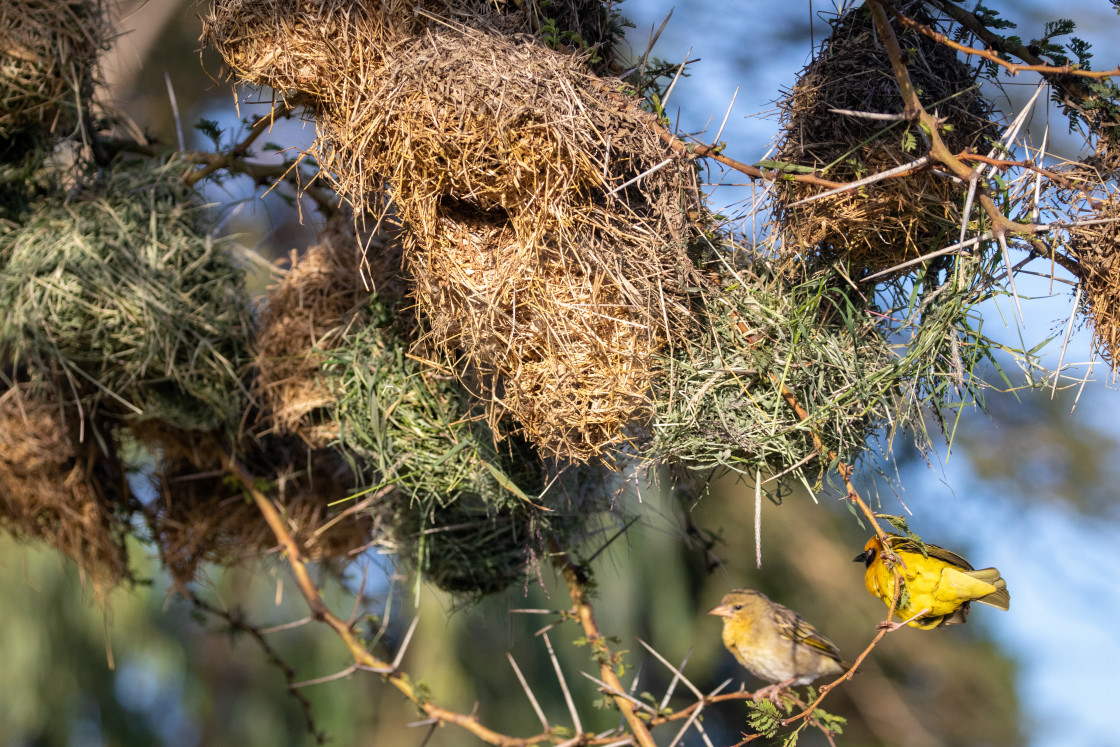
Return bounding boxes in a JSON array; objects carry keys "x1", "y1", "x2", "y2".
[
  {"x1": 0, "y1": 155, "x2": 251, "y2": 431},
  {"x1": 650, "y1": 261, "x2": 905, "y2": 483}
]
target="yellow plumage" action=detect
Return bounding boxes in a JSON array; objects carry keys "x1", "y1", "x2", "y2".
[
  {"x1": 708, "y1": 589, "x2": 848, "y2": 694},
  {"x1": 854, "y1": 535, "x2": 1010, "y2": 629}
]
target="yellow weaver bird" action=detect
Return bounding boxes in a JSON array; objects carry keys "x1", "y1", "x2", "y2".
[
  {"x1": 708, "y1": 589, "x2": 849, "y2": 699},
  {"x1": 853, "y1": 535, "x2": 1010, "y2": 629}
]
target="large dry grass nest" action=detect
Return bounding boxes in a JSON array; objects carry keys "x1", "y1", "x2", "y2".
[
  {"x1": 772, "y1": 1, "x2": 997, "y2": 277},
  {"x1": 206, "y1": 1, "x2": 702, "y2": 461},
  {"x1": 0, "y1": 0, "x2": 105, "y2": 138},
  {"x1": 202, "y1": 0, "x2": 621, "y2": 94},
  {"x1": 0, "y1": 384, "x2": 129, "y2": 592},
  {"x1": 368, "y1": 32, "x2": 696, "y2": 462}
]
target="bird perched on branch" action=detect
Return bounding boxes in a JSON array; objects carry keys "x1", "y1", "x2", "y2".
[
  {"x1": 853, "y1": 535, "x2": 1010, "y2": 630},
  {"x1": 708, "y1": 589, "x2": 848, "y2": 700}
]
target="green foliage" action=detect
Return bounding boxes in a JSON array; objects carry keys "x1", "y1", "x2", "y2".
[
  {"x1": 970, "y1": 3, "x2": 1018, "y2": 32},
  {"x1": 195, "y1": 117, "x2": 223, "y2": 149},
  {"x1": 652, "y1": 258, "x2": 955, "y2": 487},
  {"x1": 1029, "y1": 19, "x2": 1076, "y2": 66},
  {"x1": 540, "y1": 18, "x2": 587, "y2": 54},
  {"x1": 746, "y1": 699, "x2": 782, "y2": 738},
  {"x1": 812, "y1": 707, "x2": 847, "y2": 735},
  {"x1": 1067, "y1": 37, "x2": 1093, "y2": 69},
  {"x1": 877, "y1": 514, "x2": 925, "y2": 550},
  {"x1": 326, "y1": 316, "x2": 541, "y2": 513}
]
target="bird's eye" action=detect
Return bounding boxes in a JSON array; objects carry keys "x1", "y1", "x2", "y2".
[{"x1": 733, "y1": 604, "x2": 743, "y2": 611}]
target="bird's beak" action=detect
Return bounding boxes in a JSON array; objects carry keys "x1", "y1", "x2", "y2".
[
  {"x1": 853, "y1": 550, "x2": 873, "y2": 564},
  {"x1": 707, "y1": 603, "x2": 731, "y2": 617}
]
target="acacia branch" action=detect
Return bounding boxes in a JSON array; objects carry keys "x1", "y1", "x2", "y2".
[
  {"x1": 658, "y1": 134, "x2": 846, "y2": 189},
  {"x1": 550, "y1": 541, "x2": 659, "y2": 747},
  {"x1": 781, "y1": 595, "x2": 928, "y2": 729},
  {"x1": 224, "y1": 454, "x2": 560, "y2": 747},
  {"x1": 100, "y1": 136, "x2": 339, "y2": 214},
  {"x1": 766, "y1": 372, "x2": 887, "y2": 542},
  {"x1": 183, "y1": 588, "x2": 326, "y2": 743},
  {"x1": 866, "y1": 0, "x2": 1046, "y2": 244},
  {"x1": 884, "y1": 0, "x2": 1120, "y2": 80},
  {"x1": 908, "y1": 0, "x2": 1120, "y2": 147},
  {"x1": 185, "y1": 101, "x2": 296, "y2": 185}
]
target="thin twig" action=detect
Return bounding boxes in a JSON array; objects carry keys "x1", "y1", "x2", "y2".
[
  {"x1": 785, "y1": 156, "x2": 931, "y2": 207},
  {"x1": 550, "y1": 542, "x2": 659, "y2": 747},
  {"x1": 508, "y1": 653, "x2": 550, "y2": 731},
  {"x1": 224, "y1": 454, "x2": 555, "y2": 747},
  {"x1": 888, "y1": 0, "x2": 1120, "y2": 79},
  {"x1": 185, "y1": 101, "x2": 295, "y2": 185},
  {"x1": 637, "y1": 639, "x2": 703, "y2": 700},
  {"x1": 184, "y1": 589, "x2": 326, "y2": 744},
  {"x1": 544, "y1": 632, "x2": 584, "y2": 736}
]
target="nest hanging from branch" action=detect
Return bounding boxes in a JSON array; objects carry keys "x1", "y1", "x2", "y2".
[
  {"x1": 202, "y1": 0, "x2": 623, "y2": 94},
  {"x1": 649, "y1": 259, "x2": 909, "y2": 480},
  {"x1": 1063, "y1": 166, "x2": 1120, "y2": 370},
  {"x1": 771, "y1": 1, "x2": 997, "y2": 278},
  {"x1": 0, "y1": 156, "x2": 251, "y2": 432},
  {"x1": 205, "y1": 0, "x2": 703, "y2": 462},
  {"x1": 0, "y1": 384, "x2": 130, "y2": 593},
  {"x1": 132, "y1": 422, "x2": 374, "y2": 584},
  {"x1": 373, "y1": 32, "x2": 697, "y2": 463},
  {"x1": 254, "y1": 212, "x2": 407, "y2": 447}
]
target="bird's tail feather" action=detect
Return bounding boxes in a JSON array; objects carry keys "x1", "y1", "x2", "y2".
[{"x1": 965, "y1": 567, "x2": 1010, "y2": 610}]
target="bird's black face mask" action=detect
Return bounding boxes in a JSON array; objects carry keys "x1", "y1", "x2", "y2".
[{"x1": 853, "y1": 549, "x2": 875, "y2": 567}]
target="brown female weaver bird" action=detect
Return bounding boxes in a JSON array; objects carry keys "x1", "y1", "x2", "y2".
[
  {"x1": 708, "y1": 589, "x2": 849, "y2": 699},
  {"x1": 854, "y1": 535, "x2": 1010, "y2": 629}
]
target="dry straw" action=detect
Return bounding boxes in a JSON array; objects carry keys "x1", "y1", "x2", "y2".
[
  {"x1": 0, "y1": 156, "x2": 251, "y2": 432},
  {"x1": 0, "y1": 0, "x2": 105, "y2": 138},
  {"x1": 132, "y1": 422, "x2": 373, "y2": 584},
  {"x1": 772, "y1": 1, "x2": 996, "y2": 277},
  {"x1": 1064, "y1": 164, "x2": 1120, "y2": 369},
  {"x1": 0, "y1": 384, "x2": 129, "y2": 593},
  {"x1": 205, "y1": 0, "x2": 702, "y2": 462},
  {"x1": 254, "y1": 212, "x2": 406, "y2": 447},
  {"x1": 202, "y1": 0, "x2": 622, "y2": 91}
]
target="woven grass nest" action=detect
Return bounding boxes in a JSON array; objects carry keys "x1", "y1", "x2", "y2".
[
  {"x1": 0, "y1": 384, "x2": 129, "y2": 593},
  {"x1": 205, "y1": 0, "x2": 702, "y2": 463},
  {"x1": 202, "y1": 0, "x2": 621, "y2": 93},
  {"x1": 0, "y1": 0, "x2": 105, "y2": 138},
  {"x1": 132, "y1": 423, "x2": 373, "y2": 584},
  {"x1": 255, "y1": 206, "x2": 574, "y2": 594},
  {"x1": 1063, "y1": 164, "x2": 1120, "y2": 370},
  {"x1": 650, "y1": 260, "x2": 908, "y2": 480},
  {"x1": 321, "y1": 314, "x2": 584, "y2": 596},
  {"x1": 0, "y1": 156, "x2": 251, "y2": 432},
  {"x1": 254, "y1": 212, "x2": 407, "y2": 448},
  {"x1": 772, "y1": 1, "x2": 997, "y2": 278}
]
